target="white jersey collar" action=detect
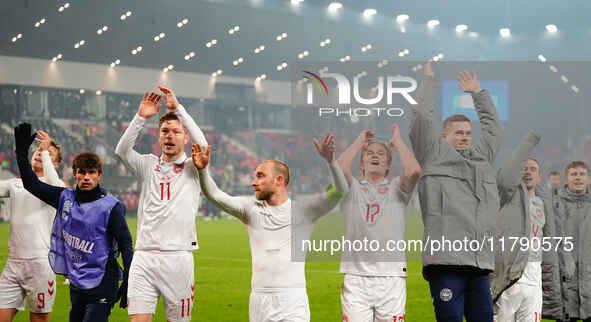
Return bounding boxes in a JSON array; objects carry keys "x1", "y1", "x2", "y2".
[
  {"x1": 160, "y1": 152, "x2": 188, "y2": 165},
  {"x1": 360, "y1": 178, "x2": 389, "y2": 185}
]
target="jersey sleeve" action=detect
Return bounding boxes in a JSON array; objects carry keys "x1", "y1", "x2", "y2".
[
  {"x1": 197, "y1": 166, "x2": 251, "y2": 223},
  {"x1": 16, "y1": 152, "x2": 65, "y2": 209},
  {"x1": 175, "y1": 104, "x2": 208, "y2": 147},
  {"x1": 392, "y1": 176, "x2": 412, "y2": 206},
  {"x1": 41, "y1": 150, "x2": 66, "y2": 187},
  {"x1": 300, "y1": 160, "x2": 349, "y2": 223},
  {"x1": 115, "y1": 114, "x2": 149, "y2": 179}
]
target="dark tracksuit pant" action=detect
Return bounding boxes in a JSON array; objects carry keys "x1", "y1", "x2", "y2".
[{"x1": 425, "y1": 265, "x2": 494, "y2": 322}]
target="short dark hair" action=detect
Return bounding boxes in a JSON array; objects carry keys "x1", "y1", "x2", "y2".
[
  {"x1": 527, "y1": 157, "x2": 540, "y2": 168},
  {"x1": 159, "y1": 112, "x2": 181, "y2": 129},
  {"x1": 564, "y1": 160, "x2": 589, "y2": 177},
  {"x1": 263, "y1": 160, "x2": 290, "y2": 186},
  {"x1": 72, "y1": 152, "x2": 103, "y2": 174},
  {"x1": 548, "y1": 170, "x2": 560, "y2": 178},
  {"x1": 442, "y1": 114, "x2": 471, "y2": 132}
]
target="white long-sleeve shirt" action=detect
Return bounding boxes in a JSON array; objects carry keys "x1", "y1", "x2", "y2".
[
  {"x1": 115, "y1": 104, "x2": 208, "y2": 251},
  {"x1": 198, "y1": 159, "x2": 348, "y2": 290},
  {"x1": 0, "y1": 151, "x2": 65, "y2": 259},
  {"x1": 339, "y1": 177, "x2": 411, "y2": 277}
]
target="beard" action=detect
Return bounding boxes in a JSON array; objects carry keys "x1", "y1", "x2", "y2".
[{"x1": 255, "y1": 190, "x2": 272, "y2": 201}]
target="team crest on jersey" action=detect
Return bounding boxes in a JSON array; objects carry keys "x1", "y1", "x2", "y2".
[
  {"x1": 378, "y1": 186, "x2": 389, "y2": 194},
  {"x1": 154, "y1": 164, "x2": 161, "y2": 172},
  {"x1": 535, "y1": 207, "x2": 543, "y2": 219},
  {"x1": 62, "y1": 200, "x2": 72, "y2": 220},
  {"x1": 173, "y1": 163, "x2": 185, "y2": 174}
]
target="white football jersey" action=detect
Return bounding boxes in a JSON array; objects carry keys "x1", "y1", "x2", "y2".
[
  {"x1": 198, "y1": 160, "x2": 347, "y2": 290},
  {"x1": 518, "y1": 195, "x2": 545, "y2": 287},
  {"x1": 340, "y1": 177, "x2": 411, "y2": 277},
  {"x1": 0, "y1": 151, "x2": 65, "y2": 259},
  {"x1": 115, "y1": 105, "x2": 208, "y2": 251}
]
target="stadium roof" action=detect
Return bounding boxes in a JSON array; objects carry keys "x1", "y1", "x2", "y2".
[{"x1": 1, "y1": 0, "x2": 590, "y2": 82}]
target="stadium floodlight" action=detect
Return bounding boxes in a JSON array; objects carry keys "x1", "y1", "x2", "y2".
[
  {"x1": 328, "y1": 2, "x2": 342, "y2": 12},
  {"x1": 499, "y1": 28, "x2": 511, "y2": 38},
  {"x1": 363, "y1": 9, "x2": 377, "y2": 18},
  {"x1": 456, "y1": 24, "x2": 468, "y2": 32},
  {"x1": 427, "y1": 19, "x2": 440, "y2": 29},
  {"x1": 560, "y1": 75, "x2": 568, "y2": 83},
  {"x1": 396, "y1": 14, "x2": 409, "y2": 24},
  {"x1": 545, "y1": 24, "x2": 558, "y2": 33}
]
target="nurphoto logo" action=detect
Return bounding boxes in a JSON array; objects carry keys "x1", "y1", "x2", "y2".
[{"x1": 294, "y1": 63, "x2": 420, "y2": 119}]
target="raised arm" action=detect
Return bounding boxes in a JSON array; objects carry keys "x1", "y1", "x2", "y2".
[
  {"x1": 158, "y1": 86, "x2": 208, "y2": 147},
  {"x1": 192, "y1": 144, "x2": 250, "y2": 223},
  {"x1": 497, "y1": 131, "x2": 540, "y2": 192},
  {"x1": 409, "y1": 60, "x2": 438, "y2": 164},
  {"x1": 37, "y1": 130, "x2": 65, "y2": 187},
  {"x1": 302, "y1": 133, "x2": 349, "y2": 222},
  {"x1": 115, "y1": 92, "x2": 161, "y2": 175},
  {"x1": 458, "y1": 71, "x2": 504, "y2": 162},
  {"x1": 389, "y1": 124, "x2": 422, "y2": 193},
  {"x1": 337, "y1": 130, "x2": 373, "y2": 187},
  {"x1": 14, "y1": 123, "x2": 65, "y2": 209}
]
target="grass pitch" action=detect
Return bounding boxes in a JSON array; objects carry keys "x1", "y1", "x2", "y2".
[{"x1": 0, "y1": 210, "x2": 553, "y2": 321}]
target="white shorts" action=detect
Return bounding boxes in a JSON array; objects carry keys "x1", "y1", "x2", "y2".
[
  {"x1": 0, "y1": 258, "x2": 56, "y2": 313},
  {"x1": 494, "y1": 282, "x2": 542, "y2": 322},
  {"x1": 128, "y1": 251, "x2": 195, "y2": 322},
  {"x1": 341, "y1": 274, "x2": 406, "y2": 322},
  {"x1": 249, "y1": 288, "x2": 310, "y2": 322}
]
